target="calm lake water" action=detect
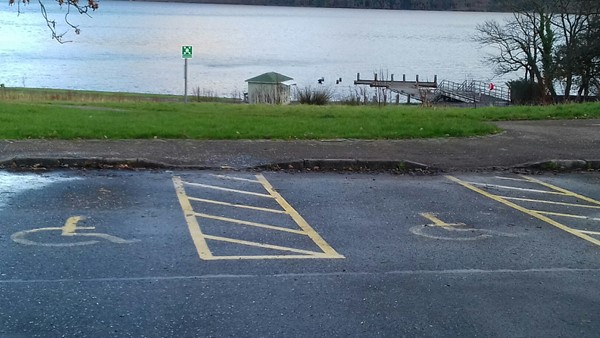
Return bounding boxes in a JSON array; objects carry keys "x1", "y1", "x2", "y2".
[{"x1": 0, "y1": 1, "x2": 512, "y2": 96}]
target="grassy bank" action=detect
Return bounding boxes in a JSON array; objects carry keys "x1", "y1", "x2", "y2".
[{"x1": 0, "y1": 87, "x2": 598, "y2": 140}]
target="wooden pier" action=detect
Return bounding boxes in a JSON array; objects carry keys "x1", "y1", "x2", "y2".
[
  {"x1": 354, "y1": 73, "x2": 511, "y2": 105},
  {"x1": 354, "y1": 73, "x2": 438, "y2": 101}
]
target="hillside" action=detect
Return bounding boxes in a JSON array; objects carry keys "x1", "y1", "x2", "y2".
[{"x1": 155, "y1": 0, "x2": 510, "y2": 12}]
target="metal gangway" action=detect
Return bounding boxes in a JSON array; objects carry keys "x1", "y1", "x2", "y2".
[{"x1": 434, "y1": 80, "x2": 511, "y2": 105}]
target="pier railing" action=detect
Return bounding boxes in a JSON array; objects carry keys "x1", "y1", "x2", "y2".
[
  {"x1": 436, "y1": 80, "x2": 511, "y2": 104},
  {"x1": 437, "y1": 80, "x2": 477, "y2": 103},
  {"x1": 469, "y1": 80, "x2": 511, "y2": 102}
]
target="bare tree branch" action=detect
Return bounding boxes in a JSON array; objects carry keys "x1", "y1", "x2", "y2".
[{"x1": 9, "y1": 0, "x2": 99, "y2": 43}]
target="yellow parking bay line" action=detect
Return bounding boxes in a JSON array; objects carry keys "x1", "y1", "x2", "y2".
[
  {"x1": 173, "y1": 176, "x2": 214, "y2": 260},
  {"x1": 446, "y1": 175, "x2": 600, "y2": 247},
  {"x1": 203, "y1": 235, "x2": 328, "y2": 257},
  {"x1": 256, "y1": 174, "x2": 344, "y2": 259},
  {"x1": 521, "y1": 175, "x2": 600, "y2": 207}
]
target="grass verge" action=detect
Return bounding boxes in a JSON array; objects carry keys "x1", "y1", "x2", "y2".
[{"x1": 0, "y1": 87, "x2": 598, "y2": 140}]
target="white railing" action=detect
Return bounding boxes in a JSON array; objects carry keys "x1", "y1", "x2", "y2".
[{"x1": 436, "y1": 80, "x2": 511, "y2": 103}]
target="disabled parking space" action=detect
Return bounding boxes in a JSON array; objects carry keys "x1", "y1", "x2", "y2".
[
  {"x1": 258, "y1": 172, "x2": 600, "y2": 272},
  {"x1": 0, "y1": 171, "x2": 202, "y2": 281},
  {"x1": 1, "y1": 170, "x2": 599, "y2": 337},
  {"x1": 447, "y1": 174, "x2": 600, "y2": 247},
  {"x1": 0, "y1": 170, "x2": 598, "y2": 282}
]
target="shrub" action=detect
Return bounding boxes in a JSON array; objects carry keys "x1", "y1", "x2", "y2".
[{"x1": 296, "y1": 86, "x2": 332, "y2": 105}]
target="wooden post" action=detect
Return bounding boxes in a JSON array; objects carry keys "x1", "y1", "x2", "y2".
[
  {"x1": 403, "y1": 74, "x2": 406, "y2": 81},
  {"x1": 407, "y1": 95, "x2": 411, "y2": 104},
  {"x1": 374, "y1": 73, "x2": 378, "y2": 81},
  {"x1": 357, "y1": 73, "x2": 360, "y2": 81},
  {"x1": 416, "y1": 75, "x2": 419, "y2": 83},
  {"x1": 434, "y1": 75, "x2": 437, "y2": 84},
  {"x1": 391, "y1": 74, "x2": 394, "y2": 81}
]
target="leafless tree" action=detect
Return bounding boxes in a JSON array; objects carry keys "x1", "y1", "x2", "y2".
[
  {"x1": 553, "y1": 0, "x2": 600, "y2": 100},
  {"x1": 476, "y1": 0, "x2": 600, "y2": 102},
  {"x1": 9, "y1": 0, "x2": 99, "y2": 43},
  {"x1": 475, "y1": 0, "x2": 557, "y2": 102}
]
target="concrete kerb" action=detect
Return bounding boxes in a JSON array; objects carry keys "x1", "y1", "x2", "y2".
[
  {"x1": 516, "y1": 159, "x2": 600, "y2": 171},
  {"x1": 261, "y1": 159, "x2": 434, "y2": 172},
  {"x1": 1, "y1": 156, "x2": 599, "y2": 173},
  {"x1": 0, "y1": 157, "x2": 209, "y2": 170}
]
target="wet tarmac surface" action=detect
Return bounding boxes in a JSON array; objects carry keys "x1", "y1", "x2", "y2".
[{"x1": 1, "y1": 170, "x2": 599, "y2": 337}]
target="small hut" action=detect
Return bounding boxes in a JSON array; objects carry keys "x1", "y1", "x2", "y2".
[{"x1": 246, "y1": 72, "x2": 294, "y2": 104}]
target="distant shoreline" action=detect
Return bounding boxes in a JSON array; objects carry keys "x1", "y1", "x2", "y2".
[{"x1": 125, "y1": 0, "x2": 510, "y2": 13}]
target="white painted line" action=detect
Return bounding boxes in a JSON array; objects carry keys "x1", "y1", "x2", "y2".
[
  {"x1": 532, "y1": 210, "x2": 600, "y2": 222},
  {"x1": 195, "y1": 212, "x2": 307, "y2": 235},
  {"x1": 576, "y1": 230, "x2": 600, "y2": 235},
  {"x1": 464, "y1": 181, "x2": 568, "y2": 196},
  {"x1": 500, "y1": 196, "x2": 600, "y2": 209},
  {"x1": 494, "y1": 176, "x2": 530, "y2": 182},
  {"x1": 203, "y1": 234, "x2": 323, "y2": 256},
  {"x1": 4, "y1": 268, "x2": 600, "y2": 284},
  {"x1": 521, "y1": 175, "x2": 600, "y2": 207},
  {"x1": 209, "y1": 174, "x2": 261, "y2": 184},
  {"x1": 188, "y1": 196, "x2": 286, "y2": 214},
  {"x1": 183, "y1": 182, "x2": 273, "y2": 198}
]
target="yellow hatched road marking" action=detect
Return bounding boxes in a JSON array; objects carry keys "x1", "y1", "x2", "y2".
[
  {"x1": 173, "y1": 174, "x2": 344, "y2": 260},
  {"x1": 446, "y1": 175, "x2": 600, "y2": 247}
]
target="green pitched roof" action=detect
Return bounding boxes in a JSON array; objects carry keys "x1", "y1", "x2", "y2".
[{"x1": 246, "y1": 72, "x2": 293, "y2": 84}]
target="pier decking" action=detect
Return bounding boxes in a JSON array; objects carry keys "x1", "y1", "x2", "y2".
[
  {"x1": 353, "y1": 73, "x2": 511, "y2": 105},
  {"x1": 353, "y1": 73, "x2": 437, "y2": 99}
]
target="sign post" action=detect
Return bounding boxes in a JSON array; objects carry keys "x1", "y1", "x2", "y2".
[{"x1": 182, "y1": 45, "x2": 193, "y2": 103}]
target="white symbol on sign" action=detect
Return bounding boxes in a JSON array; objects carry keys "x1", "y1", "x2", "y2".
[
  {"x1": 11, "y1": 216, "x2": 140, "y2": 247},
  {"x1": 182, "y1": 45, "x2": 193, "y2": 59},
  {"x1": 409, "y1": 212, "x2": 516, "y2": 241}
]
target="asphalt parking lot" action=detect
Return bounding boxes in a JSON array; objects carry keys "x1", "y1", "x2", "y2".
[{"x1": 0, "y1": 170, "x2": 599, "y2": 337}]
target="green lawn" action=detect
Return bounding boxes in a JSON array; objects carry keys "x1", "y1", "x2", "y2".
[{"x1": 0, "y1": 88, "x2": 598, "y2": 140}]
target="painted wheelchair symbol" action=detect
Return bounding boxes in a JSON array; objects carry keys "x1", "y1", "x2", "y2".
[
  {"x1": 11, "y1": 216, "x2": 140, "y2": 247},
  {"x1": 410, "y1": 212, "x2": 517, "y2": 241}
]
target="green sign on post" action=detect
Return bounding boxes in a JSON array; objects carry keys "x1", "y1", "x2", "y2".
[
  {"x1": 182, "y1": 45, "x2": 193, "y2": 59},
  {"x1": 182, "y1": 45, "x2": 193, "y2": 103}
]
